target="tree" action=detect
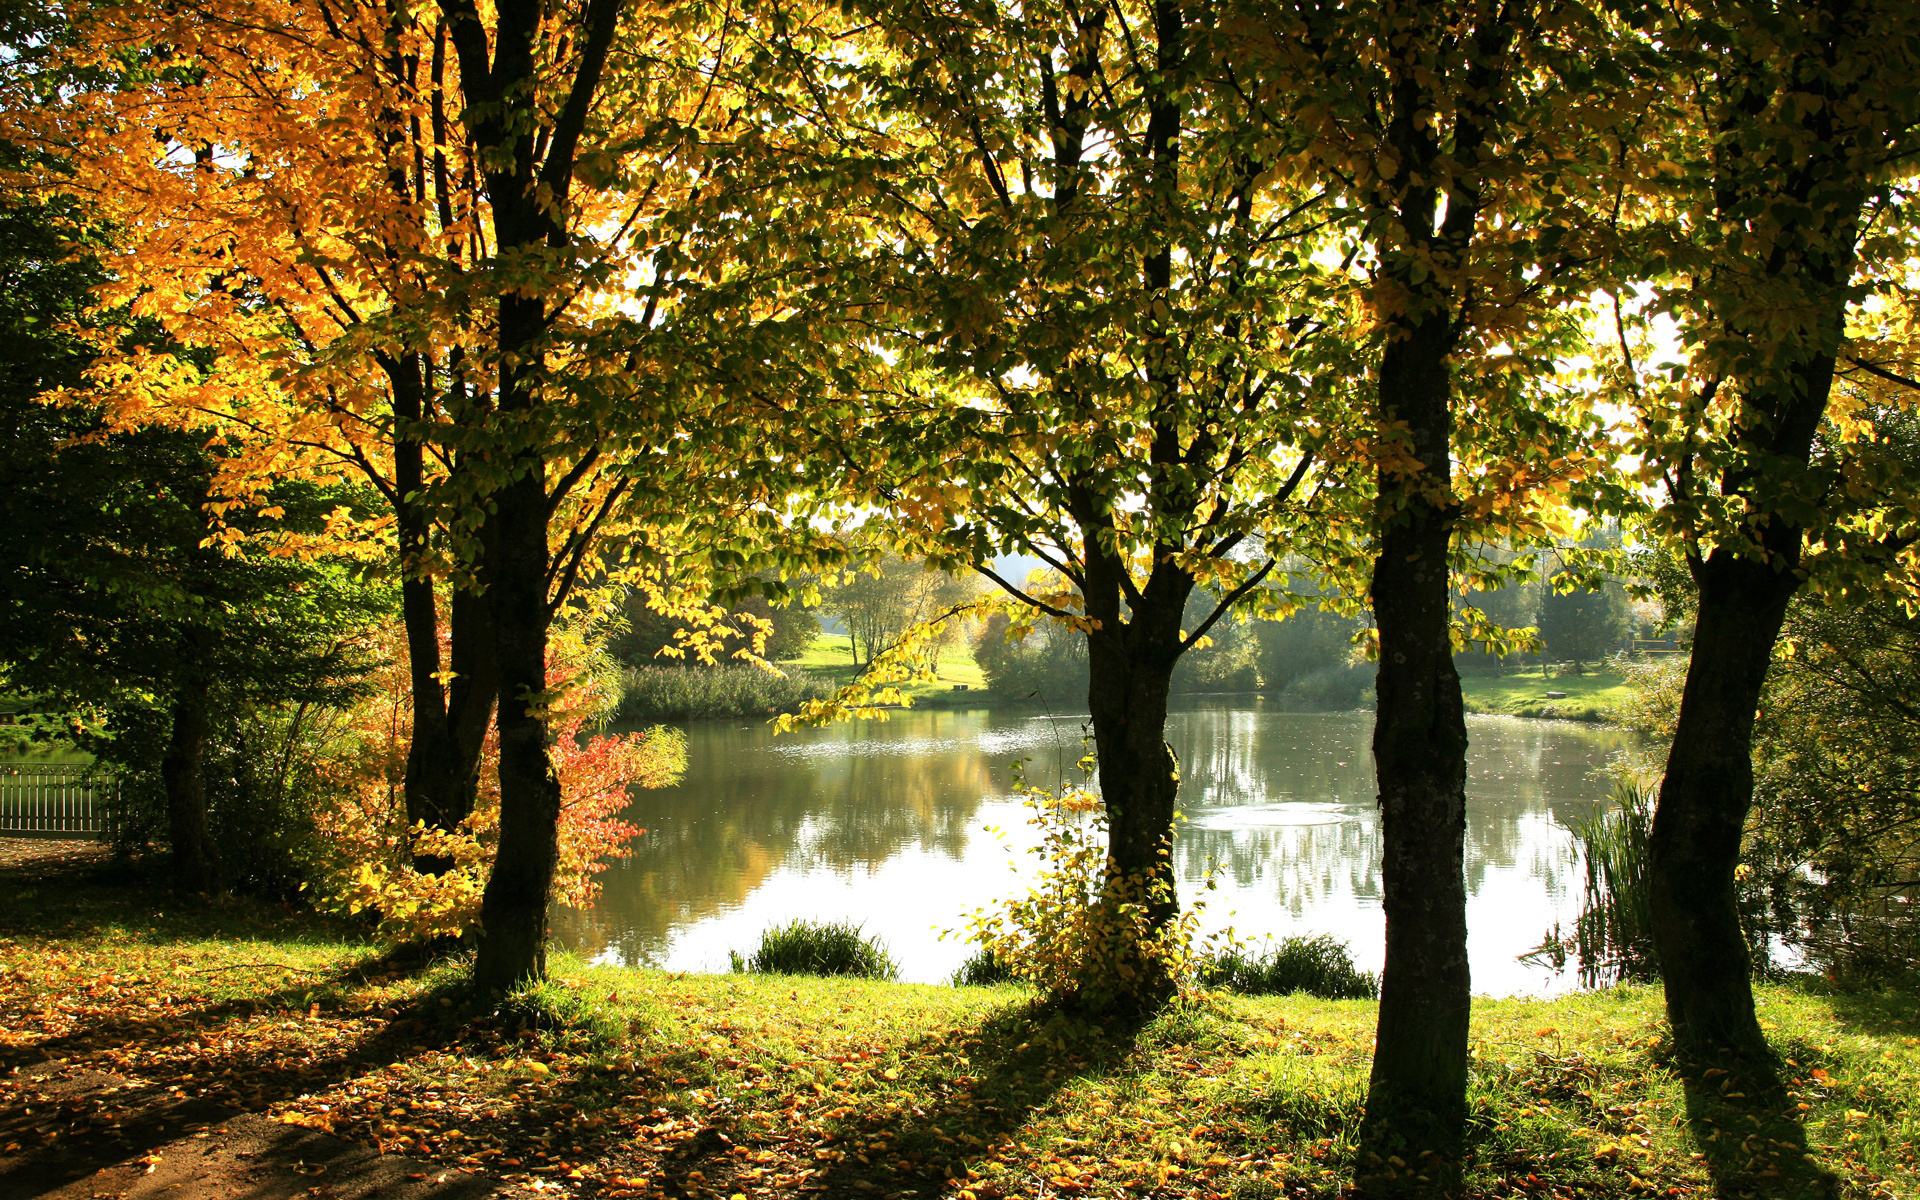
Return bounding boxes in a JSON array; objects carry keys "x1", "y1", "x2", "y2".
[
  {"x1": 35, "y1": 0, "x2": 506, "y2": 867},
  {"x1": 37, "y1": 0, "x2": 813, "y2": 985},
  {"x1": 1271, "y1": 0, "x2": 1627, "y2": 1176},
  {"x1": 0, "y1": 150, "x2": 383, "y2": 896},
  {"x1": 611, "y1": 584, "x2": 820, "y2": 667},
  {"x1": 723, "y1": 0, "x2": 1361, "y2": 1011},
  {"x1": 1612, "y1": 0, "x2": 1920, "y2": 1063},
  {"x1": 819, "y1": 555, "x2": 975, "y2": 670},
  {"x1": 1537, "y1": 574, "x2": 1628, "y2": 673},
  {"x1": 974, "y1": 610, "x2": 1090, "y2": 705}
]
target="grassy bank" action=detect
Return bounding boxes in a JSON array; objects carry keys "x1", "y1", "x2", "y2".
[
  {"x1": 616, "y1": 663, "x2": 837, "y2": 722},
  {"x1": 2, "y1": 847, "x2": 1915, "y2": 1199},
  {"x1": 793, "y1": 633, "x2": 990, "y2": 708},
  {"x1": 1460, "y1": 669, "x2": 1634, "y2": 722}
]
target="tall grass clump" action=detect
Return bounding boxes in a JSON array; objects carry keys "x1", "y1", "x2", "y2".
[
  {"x1": 730, "y1": 919, "x2": 898, "y2": 980},
  {"x1": 617, "y1": 664, "x2": 834, "y2": 722},
  {"x1": 1199, "y1": 934, "x2": 1378, "y2": 999},
  {"x1": 1524, "y1": 779, "x2": 1660, "y2": 986}
]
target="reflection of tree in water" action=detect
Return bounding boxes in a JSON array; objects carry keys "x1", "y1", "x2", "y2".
[
  {"x1": 1179, "y1": 821, "x2": 1381, "y2": 918},
  {"x1": 557, "y1": 711, "x2": 1080, "y2": 965},
  {"x1": 1163, "y1": 707, "x2": 1631, "y2": 919},
  {"x1": 554, "y1": 704, "x2": 1637, "y2": 971}
]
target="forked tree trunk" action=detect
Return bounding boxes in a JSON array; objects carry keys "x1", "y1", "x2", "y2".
[
  {"x1": 443, "y1": 0, "x2": 624, "y2": 994},
  {"x1": 161, "y1": 673, "x2": 219, "y2": 897}
]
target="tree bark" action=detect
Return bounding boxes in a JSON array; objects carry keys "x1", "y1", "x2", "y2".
[
  {"x1": 1083, "y1": 593, "x2": 1187, "y2": 1009},
  {"x1": 441, "y1": 0, "x2": 624, "y2": 994},
  {"x1": 1355, "y1": 10, "x2": 1501, "y2": 1180},
  {"x1": 446, "y1": 581, "x2": 499, "y2": 812},
  {"x1": 1648, "y1": 0, "x2": 1870, "y2": 1064},
  {"x1": 1360, "y1": 302, "x2": 1472, "y2": 1178},
  {"x1": 391, "y1": 353, "x2": 457, "y2": 847},
  {"x1": 473, "y1": 419, "x2": 560, "y2": 994},
  {"x1": 161, "y1": 672, "x2": 219, "y2": 897},
  {"x1": 1649, "y1": 550, "x2": 1800, "y2": 1062}
]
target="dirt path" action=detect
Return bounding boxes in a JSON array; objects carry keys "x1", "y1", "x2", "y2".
[
  {"x1": 0, "y1": 841, "x2": 501, "y2": 1200},
  {"x1": 0, "y1": 1060, "x2": 499, "y2": 1200}
]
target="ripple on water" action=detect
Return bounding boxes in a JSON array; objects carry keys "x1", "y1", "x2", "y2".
[{"x1": 1183, "y1": 802, "x2": 1358, "y2": 830}]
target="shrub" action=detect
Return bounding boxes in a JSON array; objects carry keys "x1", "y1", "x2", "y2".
[
  {"x1": 1199, "y1": 935, "x2": 1378, "y2": 999},
  {"x1": 308, "y1": 622, "x2": 683, "y2": 941},
  {"x1": 616, "y1": 663, "x2": 835, "y2": 722},
  {"x1": 730, "y1": 919, "x2": 898, "y2": 979},
  {"x1": 959, "y1": 757, "x2": 1213, "y2": 1012},
  {"x1": 950, "y1": 946, "x2": 1017, "y2": 987}
]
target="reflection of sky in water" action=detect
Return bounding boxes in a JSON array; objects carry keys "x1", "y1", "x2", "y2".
[{"x1": 560, "y1": 705, "x2": 1633, "y2": 996}]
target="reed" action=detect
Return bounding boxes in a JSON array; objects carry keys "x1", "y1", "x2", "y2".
[
  {"x1": 1523, "y1": 779, "x2": 1661, "y2": 986},
  {"x1": 616, "y1": 664, "x2": 834, "y2": 722}
]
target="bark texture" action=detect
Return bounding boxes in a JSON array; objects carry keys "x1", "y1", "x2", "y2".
[
  {"x1": 1082, "y1": 569, "x2": 1190, "y2": 1006},
  {"x1": 1649, "y1": 551, "x2": 1800, "y2": 1061},
  {"x1": 445, "y1": 0, "x2": 625, "y2": 994},
  {"x1": 1360, "y1": 306, "x2": 1472, "y2": 1174},
  {"x1": 473, "y1": 431, "x2": 561, "y2": 994},
  {"x1": 161, "y1": 673, "x2": 219, "y2": 897},
  {"x1": 1350, "y1": 20, "x2": 1501, "y2": 1184}
]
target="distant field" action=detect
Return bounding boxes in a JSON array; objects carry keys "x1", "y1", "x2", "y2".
[
  {"x1": 1459, "y1": 668, "x2": 1632, "y2": 722},
  {"x1": 792, "y1": 631, "x2": 988, "y2": 703}
]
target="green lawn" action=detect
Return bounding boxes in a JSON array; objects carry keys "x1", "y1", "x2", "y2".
[
  {"x1": 3, "y1": 852, "x2": 1917, "y2": 1199},
  {"x1": 791, "y1": 631, "x2": 987, "y2": 704},
  {"x1": 1459, "y1": 668, "x2": 1633, "y2": 722}
]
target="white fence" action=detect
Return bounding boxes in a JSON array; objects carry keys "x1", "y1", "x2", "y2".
[{"x1": 0, "y1": 764, "x2": 114, "y2": 838}]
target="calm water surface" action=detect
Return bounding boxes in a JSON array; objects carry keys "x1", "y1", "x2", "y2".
[{"x1": 555, "y1": 704, "x2": 1633, "y2": 995}]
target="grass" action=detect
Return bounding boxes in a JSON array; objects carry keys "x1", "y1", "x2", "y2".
[
  {"x1": 792, "y1": 632, "x2": 989, "y2": 706},
  {"x1": 729, "y1": 919, "x2": 899, "y2": 980},
  {"x1": 4, "y1": 848, "x2": 1919, "y2": 1199},
  {"x1": 1200, "y1": 935, "x2": 1380, "y2": 1000},
  {"x1": 1460, "y1": 667, "x2": 1635, "y2": 722}
]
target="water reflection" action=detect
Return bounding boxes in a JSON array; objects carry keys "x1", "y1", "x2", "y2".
[{"x1": 555, "y1": 704, "x2": 1632, "y2": 994}]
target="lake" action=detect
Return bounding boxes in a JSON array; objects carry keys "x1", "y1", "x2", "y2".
[{"x1": 554, "y1": 703, "x2": 1635, "y2": 995}]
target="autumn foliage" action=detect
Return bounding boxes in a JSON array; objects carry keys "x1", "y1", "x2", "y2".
[{"x1": 310, "y1": 623, "x2": 683, "y2": 942}]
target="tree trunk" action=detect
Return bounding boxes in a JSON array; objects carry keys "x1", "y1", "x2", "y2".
[
  {"x1": 1359, "y1": 307, "x2": 1472, "y2": 1181},
  {"x1": 161, "y1": 673, "x2": 219, "y2": 897},
  {"x1": 446, "y1": 581, "x2": 499, "y2": 813},
  {"x1": 1083, "y1": 615, "x2": 1184, "y2": 1003},
  {"x1": 442, "y1": 0, "x2": 624, "y2": 994},
  {"x1": 390, "y1": 353, "x2": 464, "y2": 866},
  {"x1": 1649, "y1": 550, "x2": 1799, "y2": 1062},
  {"x1": 1648, "y1": 0, "x2": 1867, "y2": 1061},
  {"x1": 399, "y1": 564, "x2": 460, "y2": 827},
  {"x1": 471, "y1": 294, "x2": 562, "y2": 996}
]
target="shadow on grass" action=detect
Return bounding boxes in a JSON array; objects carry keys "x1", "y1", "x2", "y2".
[
  {"x1": 806, "y1": 998, "x2": 1147, "y2": 1200},
  {"x1": 1671, "y1": 1050, "x2": 1837, "y2": 1200},
  {"x1": 590, "y1": 995, "x2": 1148, "y2": 1200},
  {"x1": 1818, "y1": 978, "x2": 1920, "y2": 1041}
]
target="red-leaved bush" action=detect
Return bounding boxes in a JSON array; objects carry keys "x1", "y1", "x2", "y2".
[{"x1": 310, "y1": 621, "x2": 683, "y2": 941}]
